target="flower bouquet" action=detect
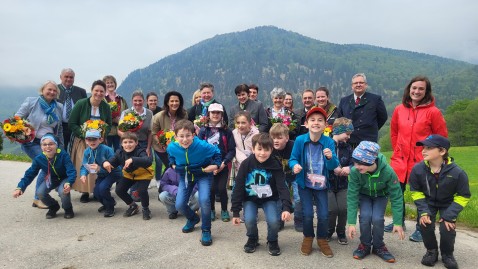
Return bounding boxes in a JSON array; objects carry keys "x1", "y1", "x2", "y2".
[
  {"x1": 324, "y1": 125, "x2": 333, "y2": 137},
  {"x1": 118, "y1": 111, "x2": 143, "y2": 132},
  {"x1": 108, "y1": 101, "x2": 120, "y2": 118},
  {"x1": 156, "y1": 129, "x2": 175, "y2": 147},
  {"x1": 81, "y1": 119, "x2": 108, "y2": 137},
  {"x1": 269, "y1": 113, "x2": 298, "y2": 131},
  {"x1": 1, "y1": 116, "x2": 35, "y2": 143},
  {"x1": 193, "y1": 115, "x2": 208, "y2": 128}
]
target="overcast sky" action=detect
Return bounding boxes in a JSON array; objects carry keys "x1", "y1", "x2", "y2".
[{"x1": 1, "y1": 0, "x2": 477, "y2": 90}]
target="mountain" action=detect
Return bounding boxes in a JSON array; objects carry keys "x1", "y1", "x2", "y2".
[{"x1": 117, "y1": 26, "x2": 478, "y2": 112}]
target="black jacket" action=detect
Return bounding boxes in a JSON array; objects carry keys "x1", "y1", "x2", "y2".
[{"x1": 328, "y1": 141, "x2": 353, "y2": 192}]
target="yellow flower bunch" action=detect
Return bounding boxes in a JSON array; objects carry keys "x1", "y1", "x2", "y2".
[
  {"x1": 1, "y1": 115, "x2": 35, "y2": 143},
  {"x1": 118, "y1": 111, "x2": 143, "y2": 132},
  {"x1": 81, "y1": 119, "x2": 108, "y2": 137}
]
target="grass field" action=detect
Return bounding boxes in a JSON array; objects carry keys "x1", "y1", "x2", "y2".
[{"x1": 383, "y1": 146, "x2": 478, "y2": 229}]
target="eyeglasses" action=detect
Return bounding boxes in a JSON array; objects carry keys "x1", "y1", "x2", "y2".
[
  {"x1": 41, "y1": 143, "x2": 56, "y2": 147},
  {"x1": 352, "y1": 82, "x2": 366, "y2": 85}
]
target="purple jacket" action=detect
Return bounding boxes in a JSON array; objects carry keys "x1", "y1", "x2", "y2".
[{"x1": 160, "y1": 168, "x2": 197, "y2": 196}]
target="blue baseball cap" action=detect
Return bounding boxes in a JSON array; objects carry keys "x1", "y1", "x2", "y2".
[
  {"x1": 85, "y1": 129, "x2": 101, "y2": 139},
  {"x1": 416, "y1": 134, "x2": 450, "y2": 150}
]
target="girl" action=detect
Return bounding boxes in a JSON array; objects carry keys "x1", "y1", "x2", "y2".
[
  {"x1": 198, "y1": 103, "x2": 236, "y2": 222},
  {"x1": 232, "y1": 111, "x2": 260, "y2": 175}
]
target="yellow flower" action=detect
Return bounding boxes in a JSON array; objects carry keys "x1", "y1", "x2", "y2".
[
  {"x1": 3, "y1": 123, "x2": 11, "y2": 132},
  {"x1": 10, "y1": 125, "x2": 18, "y2": 132}
]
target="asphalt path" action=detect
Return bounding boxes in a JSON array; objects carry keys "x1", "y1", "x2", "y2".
[{"x1": 1, "y1": 160, "x2": 477, "y2": 269}]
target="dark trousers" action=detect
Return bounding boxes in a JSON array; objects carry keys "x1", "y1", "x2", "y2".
[
  {"x1": 62, "y1": 122, "x2": 72, "y2": 151},
  {"x1": 421, "y1": 206, "x2": 456, "y2": 255},
  {"x1": 209, "y1": 168, "x2": 229, "y2": 211},
  {"x1": 116, "y1": 178, "x2": 151, "y2": 208}
]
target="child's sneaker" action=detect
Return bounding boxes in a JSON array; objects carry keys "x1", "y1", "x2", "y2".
[
  {"x1": 182, "y1": 214, "x2": 200, "y2": 233},
  {"x1": 142, "y1": 208, "x2": 151, "y2": 220},
  {"x1": 384, "y1": 222, "x2": 394, "y2": 232},
  {"x1": 442, "y1": 253, "x2": 458, "y2": 269},
  {"x1": 64, "y1": 208, "x2": 75, "y2": 219},
  {"x1": 168, "y1": 212, "x2": 178, "y2": 219},
  {"x1": 409, "y1": 229, "x2": 423, "y2": 242},
  {"x1": 267, "y1": 241, "x2": 281, "y2": 256},
  {"x1": 221, "y1": 210, "x2": 230, "y2": 222},
  {"x1": 98, "y1": 205, "x2": 106, "y2": 213},
  {"x1": 421, "y1": 249, "x2": 438, "y2": 266},
  {"x1": 353, "y1": 243, "x2": 371, "y2": 260},
  {"x1": 337, "y1": 235, "x2": 348, "y2": 245},
  {"x1": 45, "y1": 203, "x2": 60, "y2": 219},
  {"x1": 372, "y1": 245, "x2": 396, "y2": 263},
  {"x1": 123, "y1": 203, "x2": 139, "y2": 217},
  {"x1": 243, "y1": 237, "x2": 259, "y2": 253},
  {"x1": 211, "y1": 210, "x2": 216, "y2": 221},
  {"x1": 104, "y1": 208, "x2": 115, "y2": 218},
  {"x1": 200, "y1": 230, "x2": 212, "y2": 246}
]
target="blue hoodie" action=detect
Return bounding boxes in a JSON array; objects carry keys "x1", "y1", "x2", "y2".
[{"x1": 80, "y1": 144, "x2": 122, "y2": 178}]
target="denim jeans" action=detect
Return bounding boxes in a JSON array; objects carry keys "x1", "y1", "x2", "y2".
[
  {"x1": 37, "y1": 178, "x2": 72, "y2": 209},
  {"x1": 328, "y1": 189, "x2": 347, "y2": 236},
  {"x1": 299, "y1": 187, "x2": 328, "y2": 238},
  {"x1": 291, "y1": 181, "x2": 303, "y2": 225},
  {"x1": 21, "y1": 139, "x2": 45, "y2": 200},
  {"x1": 176, "y1": 175, "x2": 212, "y2": 231},
  {"x1": 94, "y1": 171, "x2": 121, "y2": 210},
  {"x1": 159, "y1": 191, "x2": 199, "y2": 214},
  {"x1": 358, "y1": 194, "x2": 388, "y2": 248},
  {"x1": 154, "y1": 151, "x2": 164, "y2": 183},
  {"x1": 244, "y1": 200, "x2": 280, "y2": 242}
]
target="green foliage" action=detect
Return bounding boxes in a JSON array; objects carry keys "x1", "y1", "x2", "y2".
[
  {"x1": 0, "y1": 153, "x2": 31, "y2": 162},
  {"x1": 445, "y1": 98, "x2": 478, "y2": 146},
  {"x1": 378, "y1": 127, "x2": 392, "y2": 152}
]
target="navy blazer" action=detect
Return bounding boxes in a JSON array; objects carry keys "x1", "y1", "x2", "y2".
[
  {"x1": 337, "y1": 92, "x2": 387, "y2": 144},
  {"x1": 57, "y1": 85, "x2": 87, "y2": 104}
]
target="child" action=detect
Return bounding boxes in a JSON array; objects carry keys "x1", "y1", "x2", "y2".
[
  {"x1": 198, "y1": 103, "x2": 236, "y2": 222},
  {"x1": 327, "y1": 117, "x2": 354, "y2": 244},
  {"x1": 158, "y1": 167, "x2": 199, "y2": 219},
  {"x1": 167, "y1": 119, "x2": 221, "y2": 246},
  {"x1": 289, "y1": 107, "x2": 339, "y2": 257},
  {"x1": 80, "y1": 129, "x2": 122, "y2": 217},
  {"x1": 103, "y1": 132, "x2": 154, "y2": 220},
  {"x1": 232, "y1": 111, "x2": 260, "y2": 176},
  {"x1": 231, "y1": 133, "x2": 292, "y2": 256},
  {"x1": 409, "y1": 135, "x2": 470, "y2": 269},
  {"x1": 347, "y1": 141, "x2": 405, "y2": 263},
  {"x1": 12, "y1": 133, "x2": 77, "y2": 219},
  {"x1": 269, "y1": 123, "x2": 299, "y2": 231}
]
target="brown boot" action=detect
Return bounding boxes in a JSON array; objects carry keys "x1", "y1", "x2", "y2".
[
  {"x1": 301, "y1": 237, "x2": 314, "y2": 255},
  {"x1": 317, "y1": 238, "x2": 334, "y2": 257},
  {"x1": 32, "y1": 199, "x2": 48, "y2": 209}
]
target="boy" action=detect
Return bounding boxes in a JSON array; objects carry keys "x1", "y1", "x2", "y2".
[
  {"x1": 231, "y1": 133, "x2": 292, "y2": 256},
  {"x1": 80, "y1": 129, "x2": 122, "y2": 217},
  {"x1": 167, "y1": 119, "x2": 221, "y2": 246},
  {"x1": 158, "y1": 167, "x2": 199, "y2": 219},
  {"x1": 409, "y1": 135, "x2": 470, "y2": 269},
  {"x1": 103, "y1": 132, "x2": 154, "y2": 220},
  {"x1": 269, "y1": 123, "x2": 300, "y2": 231},
  {"x1": 347, "y1": 141, "x2": 405, "y2": 263},
  {"x1": 328, "y1": 117, "x2": 354, "y2": 244},
  {"x1": 289, "y1": 107, "x2": 339, "y2": 257},
  {"x1": 13, "y1": 134, "x2": 77, "y2": 219}
]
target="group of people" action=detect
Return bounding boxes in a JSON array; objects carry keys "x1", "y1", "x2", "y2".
[{"x1": 11, "y1": 70, "x2": 470, "y2": 268}]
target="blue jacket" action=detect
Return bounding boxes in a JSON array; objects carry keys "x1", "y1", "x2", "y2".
[
  {"x1": 288, "y1": 133, "x2": 339, "y2": 189},
  {"x1": 337, "y1": 92, "x2": 387, "y2": 144},
  {"x1": 167, "y1": 136, "x2": 222, "y2": 182},
  {"x1": 17, "y1": 149, "x2": 76, "y2": 191},
  {"x1": 80, "y1": 144, "x2": 121, "y2": 178}
]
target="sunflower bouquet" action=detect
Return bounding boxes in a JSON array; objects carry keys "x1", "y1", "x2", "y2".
[
  {"x1": 81, "y1": 119, "x2": 108, "y2": 137},
  {"x1": 156, "y1": 129, "x2": 175, "y2": 147},
  {"x1": 118, "y1": 111, "x2": 143, "y2": 132},
  {"x1": 108, "y1": 101, "x2": 120, "y2": 118},
  {"x1": 1, "y1": 116, "x2": 35, "y2": 143}
]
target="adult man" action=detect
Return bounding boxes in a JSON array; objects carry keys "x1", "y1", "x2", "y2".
[
  {"x1": 337, "y1": 73, "x2": 387, "y2": 148},
  {"x1": 228, "y1": 84, "x2": 268, "y2": 132},
  {"x1": 294, "y1": 89, "x2": 315, "y2": 135},
  {"x1": 57, "y1": 68, "x2": 87, "y2": 150},
  {"x1": 248, "y1": 84, "x2": 259, "y2": 101},
  {"x1": 188, "y1": 82, "x2": 228, "y2": 124}
]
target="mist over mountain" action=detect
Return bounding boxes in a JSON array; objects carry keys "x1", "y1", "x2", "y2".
[{"x1": 117, "y1": 26, "x2": 478, "y2": 111}]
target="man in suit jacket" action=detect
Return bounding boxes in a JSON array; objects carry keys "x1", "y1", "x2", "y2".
[
  {"x1": 294, "y1": 89, "x2": 315, "y2": 136},
  {"x1": 57, "y1": 68, "x2": 87, "y2": 150},
  {"x1": 188, "y1": 82, "x2": 228, "y2": 125},
  {"x1": 337, "y1": 73, "x2": 388, "y2": 147},
  {"x1": 228, "y1": 84, "x2": 268, "y2": 132}
]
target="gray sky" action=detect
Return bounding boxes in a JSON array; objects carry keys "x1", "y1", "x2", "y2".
[{"x1": 1, "y1": 0, "x2": 477, "y2": 90}]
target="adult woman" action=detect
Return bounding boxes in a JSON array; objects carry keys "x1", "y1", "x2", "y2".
[
  {"x1": 284, "y1": 92, "x2": 294, "y2": 111},
  {"x1": 69, "y1": 80, "x2": 112, "y2": 203},
  {"x1": 152, "y1": 91, "x2": 188, "y2": 179},
  {"x1": 191, "y1": 89, "x2": 201, "y2": 107},
  {"x1": 146, "y1": 92, "x2": 162, "y2": 115},
  {"x1": 265, "y1": 87, "x2": 297, "y2": 138},
  {"x1": 315, "y1": 87, "x2": 338, "y2": 125},
  {"x1": 15, "y1": 80, "x2": 64, "y2": 209},
  {"x1": 103, "y1": 75, "x2": 128, "y2": 151},
  {"x1": 118, "y1": 90, "x2": 153, "y2": 155},
  {"x1": 387, "y1": 76, "x2": 448, "y2": 241}
]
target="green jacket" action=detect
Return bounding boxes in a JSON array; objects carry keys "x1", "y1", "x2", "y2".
[
  {"x1": 347, "y1": 153, "x2": 403, "y2": 226},
  {"x1": 68, "y1": 97, "x2": 112, "y2": 138}
]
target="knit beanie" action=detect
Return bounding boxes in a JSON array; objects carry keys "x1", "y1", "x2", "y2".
[{"x1": 352, "y1": 141, "x2": 380, "y2": 166}]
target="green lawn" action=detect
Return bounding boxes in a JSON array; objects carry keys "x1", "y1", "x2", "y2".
[{"x1": 383, "y1": 146, "x2": 478, "y2": 229}]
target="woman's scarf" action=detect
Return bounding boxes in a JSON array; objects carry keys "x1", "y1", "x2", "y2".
[
  {"x1": 200, "y1": 98, "x2": 215, "y2": 116},
  {"x1": 39, "y1": 96, "x2": 58, "y2": 124}
]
